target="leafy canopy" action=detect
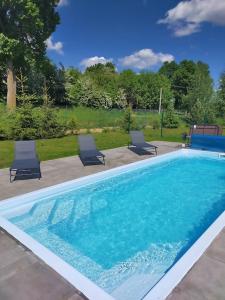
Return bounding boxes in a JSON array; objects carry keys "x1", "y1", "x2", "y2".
[{"x1": 0, "y1": 0, "x2": 60, "y2": 66}]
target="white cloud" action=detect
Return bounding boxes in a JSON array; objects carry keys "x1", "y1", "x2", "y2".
[
  {"x1": 119, "y1": 49, "x2": 174, "y2": 69},
  {"x1": 46, "y1": 36, "x2": 63, "y2": 55},
  {"x1": 58, "y1": 0, "x2": 69, "y2": 7},
  {"x1": 158, "y1": 0, "x2": 225, "y2": 37},
  {"x1": 80, "y1": 56, "x2": 112, "y2": 68}
]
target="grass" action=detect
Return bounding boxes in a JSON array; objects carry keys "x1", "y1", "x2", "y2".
[
  {"x1": 0, "y1": 104, "x2": 163, "y2": 131},
  {"x1": 58, "y1": 106, "x2": 124, "y2": 128},
  {"x1": 0, "y1": 127, "x2": 185, "y2": 169},
  {"x1": 57, "y1": 106, "x2": 167, "y2": 128},
  {"x1": 2, "y1": 104, "x2": 221, "y2": 169}
]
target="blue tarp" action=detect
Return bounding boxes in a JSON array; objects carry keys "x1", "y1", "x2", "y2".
[{"x1": 190, "y1": 134, "x2": 225, "y2": 152}]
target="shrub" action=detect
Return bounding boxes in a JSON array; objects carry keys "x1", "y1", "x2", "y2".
[
  {"x1": 121, "y1": 106, "x2": 136, "y2": 132},
  {"x1": 152, "y1": 119, "x2": 160, "y2": 130},
  {"x1": 163, "y1": 101, "x2": 179, "y2": 128},
  {"x1": 0, "y1": 126, "x2": 6, "y2": 140},
  {"x1": 9, "y1": 103, "x2": 67, "y2": 140},
  {"x1": 66, "y1": 117, "x2": 79, "y2": 131},
  {"x1": 187, "y1": 99, "x2": 215, "y2": 124},
  {"x1": 9, "y1": 103, "x2": 38, "y2": 140},
  {"x1": 35, "y1": 106, "x2": 66, "y2": 139}
]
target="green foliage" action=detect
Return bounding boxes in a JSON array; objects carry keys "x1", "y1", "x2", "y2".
[
  {"x1": 121, "y1": 106, "x2": 136, "y2": 132},
  {"x1": 35, "y1": 106, "x2": 66, "y2": 139},
  {"x1": 163, "y1": 101, "x2": 179, "y2": 128},
  {"x1": 0, "y1": 64, "x2": 6, "y2": 98},
  {"x1": 159, "y1": 61, "x2": 179, "y2": 79},
  {"x1": 159, "y1": 60, "x2": 213, "y2": 112},
  {"x1": 188, "y1": 99, "x2": 215, "y2": 124},
  {"x1": 66, "y1": 117, "x2": 79, "y2": 131},
  {"x1": 85, "y1": 62, "x2": 116, "y2": 77},
  {"x1": 67, "y1": 76, "x2": 114, "y2": 109},
  {"x1": 119, "y1": 70, "x2": 138, "y2": 107},
  {"x1": 9, "y1": 102, "x2": 38, "y2": 139},
  {"x1": 152, "y1": 119, "x2": 160, "y2": 130},
  {"x1": 136, "y1": 73, "x2": 172, "y2": 109},
  {"x1": 0, "y1": 0, "x2": 61, "y2": 108},
  {"x1": 183, "y1": 62, "x2": 213, "y2": 112},
  {"x1": 66, "y1": 67, "x2": 172, "y2": 111},
  {"x1": 216, "y1": 72, "x2": 225, "y2": 117},
  {"x1": 65, "y1": 67, "x2": 81, "y2": 105},
  {"x1": 0, "y1": 126, "x2": 6, "y2": 140},
  {"x1": 9, "y1": 103, "x2": 66, "y2": 140},
  {"x1": 0, "y1": 0, "x2": 60, "y2": 67}
]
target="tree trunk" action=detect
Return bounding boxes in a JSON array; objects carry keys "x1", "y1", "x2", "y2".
[{"x1": 7, "y1": 61, "x2": 16, "y2": 110}]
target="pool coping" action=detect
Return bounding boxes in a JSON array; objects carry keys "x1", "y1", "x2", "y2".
[{"x1": 0, "y1": 149, "x2": 224, "y2": 300}]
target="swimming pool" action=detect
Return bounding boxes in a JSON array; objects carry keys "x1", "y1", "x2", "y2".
[{"x1": 1, "y1": 149, "x2": 225, "y2": 300}]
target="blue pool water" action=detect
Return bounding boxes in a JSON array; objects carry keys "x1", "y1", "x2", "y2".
[{"x1": 9, "y1": 154, "x2": 225, "y2": 300}]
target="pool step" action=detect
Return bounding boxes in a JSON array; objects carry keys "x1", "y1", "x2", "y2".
[
  {"x1": 13, "y1": 194, "x2": 109, "y2": 231},
  {"x1": 13, "y1": 200, "x2": 55, "y2": 230}
]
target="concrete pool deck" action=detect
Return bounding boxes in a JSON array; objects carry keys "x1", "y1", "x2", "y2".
[{"x1": 0, "y1": 141, "x2": 225, "y2": 300}]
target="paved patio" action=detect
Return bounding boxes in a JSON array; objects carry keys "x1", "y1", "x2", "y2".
[{"x1": 0, "y1": 141, "x2": 225, "y2": 300}]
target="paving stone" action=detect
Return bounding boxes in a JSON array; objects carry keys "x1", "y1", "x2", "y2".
[
  {"x1": 0, "y1": 261, "x2": 76, "y2": 300},
  {"x1": 206, "y1": 230, "x2": 225, "y2": 263},
  {"x1": 0, "y1": 142, "x2": 180, "y2": 200},
  {"x1": 168, "y1": 255, "x2": 225, "y2": 300},
  {"x1": 68, "y1": 294, "x2": 88, "y2": 300}
]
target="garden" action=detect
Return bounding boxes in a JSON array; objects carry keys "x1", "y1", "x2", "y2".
[{"x1": 0, "y1": 0, "x2": 225, "y2": 169}]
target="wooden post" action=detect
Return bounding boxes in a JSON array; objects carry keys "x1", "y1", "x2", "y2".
[{"x1": 159, "y1": 88, "x2": 162, "y2": 114}]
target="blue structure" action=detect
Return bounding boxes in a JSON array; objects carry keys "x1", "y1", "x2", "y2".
[{"x1": 190, "y1": 134, "x2": 225, "y2": 152}]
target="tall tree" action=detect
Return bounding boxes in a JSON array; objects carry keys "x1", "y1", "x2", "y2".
[
  {"x1": 136, "y1": 72, "x2": 172, "y2": 109},
  {"x1": 159, "y1": 61, "x2": 179, "y2": 80},
  {"x1": 217, "y1": 72, "x2": 225, "y2": 117},
  {"x1": 118, "y1": 70, "x2": 138, "y2": 107},
  {"x1": 183, "y1": 61, "x2": 213, "y2": 112},
  {"x1": 0, "y1": 0, "x2": 60, "y2": 109}
]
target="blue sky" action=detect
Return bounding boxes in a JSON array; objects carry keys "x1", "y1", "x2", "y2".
[{"x1": 46, "y1": 0, "x2": 225, "y2": 84}]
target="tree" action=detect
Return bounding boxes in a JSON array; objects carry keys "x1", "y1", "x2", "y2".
[
  {"x1": 0, "y1": 0, "x2": 60, "y2": 109},
  {"x1": 183, "y1": 61, "x2": 213, "y2": 118},
  {"x1": 136, "y1": 72, "x2": 172, "y2": 109},
  {"x1": 171, "y1": 60, "x2": 196, "y2": 109},
  {"x1": 65, "y1": 67, "x2": 81, "y2": 105},
  {"x1": 118, "y1": 70, "x2": 138, "y2": 107},
  {"x1": 0, "y1": 65, "x2": 7, "y2": 101},
  {"x1": 159, "y1": 61, "x2": 179, "y2": 80},
  {"x1": 85, "y1": 62, "x2": 116, "y2": 77},
  {"x1": 163, "y1": 100, "x2": 179, "y2": 128},
  {"x1": 216, "y1": 72, "x2": 225, "y2": 117},
  {"x1": 121, "y1": 105, "x2": 136, "y2": 132}
]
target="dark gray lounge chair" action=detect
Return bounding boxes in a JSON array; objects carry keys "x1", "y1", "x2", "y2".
[
  {"x1": 10, "y1": 141, "x2": 41, "y2": 182},
  {"x1": 78, "y1": 134, "x2": 105, "y2": 165},
  {"x1": 129, "y1": 131, "x2": 157, "y2": 155}
]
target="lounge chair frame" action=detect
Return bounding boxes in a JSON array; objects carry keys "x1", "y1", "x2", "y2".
[
  {"x1": 10, "y1": 141, "x2": 41, "y2": 182},
  {"x1": 128, "y1": 131, "x2": 157, "y2": 155},
  {"x1": 78, "y1": 134, "x2": 105, "y2": 165}
]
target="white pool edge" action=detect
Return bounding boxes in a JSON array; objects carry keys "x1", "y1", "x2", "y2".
[
  {"x1": 0, "y1": 148, "x2": 224, "y2": 300},
  {"x1": 143, "y1": 210, "x2": 225, "y2": 300},
  {"x1": 0, "y1": 217, "x2": 114, "y2": 300}
]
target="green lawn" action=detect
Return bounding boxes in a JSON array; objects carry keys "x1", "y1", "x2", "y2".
[
  {"x1": 0, "y1": 128, "x2": 185, "y2": 169},
  {"x1": 57, "y1": 106, "x2": 167, "y2": 128},
  {"x1": 2, "y1": 104, "x2": 224, "y2": 169},
  {"x1": 0, "y1": 104, "x2": 164, "y2": 131}
]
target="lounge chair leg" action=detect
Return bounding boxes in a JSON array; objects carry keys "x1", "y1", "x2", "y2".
[{"x1": 10, "y1": 170, "x2": 13, "y2": 183}]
